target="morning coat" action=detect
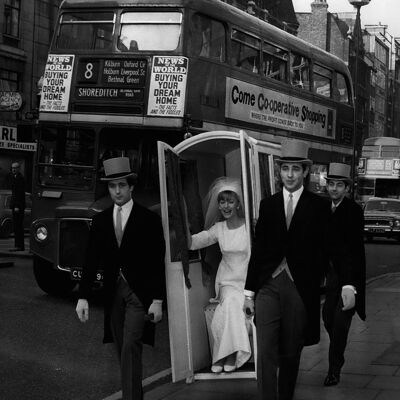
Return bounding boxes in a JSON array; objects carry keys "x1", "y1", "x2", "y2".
[
  {"x1": 245, "y1": 189, "x2": 330, "y2": 345},
  {"x1": 79, "y1": 201, "x2": 166, "y2": 345},
  {"x1": 326, "y1": 196, "x2": 366, "y2": 320}
]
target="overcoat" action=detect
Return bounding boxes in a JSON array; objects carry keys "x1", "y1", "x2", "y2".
[
  {"x1": 9, "y1": 172, "x2": 25, "y2": 210},
  {"x1": 245, "y1": 189, "x2": 329, "y2": 345},
  {"x1": 79, "y1": 201, "x2": 166, "y2": 345},
  {"x1": 326, "y1": 196, "x2": 366, "y2": 320}
]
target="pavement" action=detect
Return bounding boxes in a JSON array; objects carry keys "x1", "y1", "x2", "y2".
[
  {"x1": 3, "y1": 238, "x2": 400, "y2": 400},
  {"x1": 0, "y1": 235, "x2": 31, "y2": 258},
  {"x1": 0, "y1": 235, "x2": 31, "y2": 268},
  {"x1": 141, "y1": 273, "x2": 400, "y2": 400}
]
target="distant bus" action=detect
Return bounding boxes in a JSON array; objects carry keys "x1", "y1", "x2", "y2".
[
  {"x1": 32, "y1": 0, "x2": 355, "y2": 295},
  {"x1": 357, "y1": 137, "x2": 400, "y2": 204}
]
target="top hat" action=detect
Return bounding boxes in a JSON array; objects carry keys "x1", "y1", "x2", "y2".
[
  {"x1": 101, "y1": 157, "x2": 137, "y2": 181},
  {"x1": 276, "y1": 138, "x2": 312, "y2": 165},
  {"x1": 326, "y1": 162, "x2": 352, "y2": 183}
]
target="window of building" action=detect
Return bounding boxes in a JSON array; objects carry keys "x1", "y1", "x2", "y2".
[
  {"x1": 262, "y1": 42, "x2": 288, "y2": 81},
  {"x1": 336, "y1": 72, "x2": 350, "y2": 104},
  {"x1": 118, "y1": 12, "x2": 182, "y2": 51},
  {"x1": 0, "y1": 69, "x2": 19, "y2": 91},
  {"x1": 313, "y1": 64, "x2": 332, "y2": 98},
  {"x1": 375, "y1": 41, "x2": 388, "y2": 65},
  {"x1": 189, "y1": 13, "x2": 226, "y2": 61},
  {"x1": 231, "y1": 29, "x2": 260, "y2": 74},
  {"x1": 290, "y1": 52, "x2": 310, "y2": 90},
  {"x1": 3, "y1": 0, "x2": 20, "y2": 37}
]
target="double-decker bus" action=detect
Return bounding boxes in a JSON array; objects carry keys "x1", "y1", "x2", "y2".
[
  {"x1": 32, "y1": 0, "x2": 354, "y2": 296},
  {"x1": 357, "y1": 136, "x2": 400, "y2": 204}
]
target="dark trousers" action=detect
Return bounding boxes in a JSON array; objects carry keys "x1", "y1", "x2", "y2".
[
  {"x1": 111, "y1": 277, "x2": 146, "y2": 400},
  {"x1": 322, "y1": 281, "x2": 355, "y2": 376},
  {"x1": 12, "y1": 209, "x2": 24, "y2": 249},
  {"x1": 255, "y1": 271, "x2": 307, "y2": 400}
]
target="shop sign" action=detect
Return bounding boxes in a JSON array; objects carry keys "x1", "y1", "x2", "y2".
[
  {"x1": 0, "y1": 125, "x2": 37, "y2": 152},
  {"x1": 0, "y1": 91, "x2": 23, "y2": 111},
  {"x1": 147, "y1": 56, "x2": 188, "y2": 117},
  {"x1": 39, "y1": 54, "x2": 75, "y2": 112},
  {"x1": 225, "y1": 77, "x2": 336, "y2": 139}
]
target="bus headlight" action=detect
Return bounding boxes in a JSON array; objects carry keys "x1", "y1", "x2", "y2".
[
  {"x1": 35, "y1": 225, "x2": 48, "y2": 242},
  {"x1": 395, "y1": 220, "x2": 400, "y2": 227}
]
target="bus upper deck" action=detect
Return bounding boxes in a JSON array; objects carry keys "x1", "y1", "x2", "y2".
[{"x1": 41, "y1": 0, "x2": 354, "y2": 159}]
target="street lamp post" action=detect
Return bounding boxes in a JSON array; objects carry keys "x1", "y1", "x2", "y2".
[{"x1": 348, "y1": 0, "x2": 371, "y2": 191}]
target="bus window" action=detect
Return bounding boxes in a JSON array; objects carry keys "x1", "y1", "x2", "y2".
[
  {"x1": 313, "y1": 64, "x2": 332, "y2": 98},
  {"x1": 308, "y1": 163, "x2": 328, "y2": 196},
  {"x1": 56, "y1": 12, "x2": 114, "y2": 50},
  {"x1": 337, "y1": 72, "x2": 350, "y2": 104},
  {"x1": 189, "y1": 13, "x2": 226, "y2": 61},
  {"x1": 37, "y1": 127, "x2": 95, "y2": 189},
  {"x1": 231, "y1": 29, "x2": 260, "y2": 74},
  {"x1": 262, "y1": 42, "x2": 288, "y2": 82},
  {"x1": 290, "y1": 53, "x2": 310, "y2": 90},
  {"x1": 118, "y1": 12, "x2": 182, "y2": 52}
]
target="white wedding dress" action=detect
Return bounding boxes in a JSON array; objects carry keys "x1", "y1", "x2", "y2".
[{"x1": 190, "y1": 221, "x2": 252, "y2": 368}]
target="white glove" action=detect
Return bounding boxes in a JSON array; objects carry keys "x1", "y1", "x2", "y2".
[
  {"x1": 341, "y1": 287, "x2": 356, "y2": 311},
  {"x1": 148, "y1": 301, "x2": 163, "y2": 323},
  {"x1": 243, "y1": 297, "x2": 255, "y2": 318},
  {"x1": 76, "y1": 299, "x2": 89, "y2": 322}
]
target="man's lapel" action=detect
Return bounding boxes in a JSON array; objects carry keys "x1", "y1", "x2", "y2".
[
  {"x1": 104, "y1": 206, "x2": 119, "y2": 249},
  {"x1": 119, "y1": 202, "x2": 140, "y2": 248},
  {"x1": 277, "y1": 191, "x2": 288, "y2": 231},
  {"x1": 289, "y1": 190, "x2": 310, "y2": 231}
]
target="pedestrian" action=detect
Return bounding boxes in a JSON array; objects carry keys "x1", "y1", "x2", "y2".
[
  {"x1": 322, "y1": 162, "x2": 366, "y2": 386},
  {"x1": 186, "y1": 177, "x2": 252, "y2": 373},
  {"x1": 75, "y1": 157, "x2": 166, "y2": 400},
  {"x1": 243, "y1": 138, "x2": 329, "y2": 400},
  {"x1": 8, "y1": 162, "x2": 26, "y2": 251}
]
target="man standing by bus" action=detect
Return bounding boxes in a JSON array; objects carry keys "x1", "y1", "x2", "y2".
[
  {"x1": 243, "y1": 139, "x2": 329, "y2": 400},
  {"x1": 76, "y1": 157, "x2": 166, "y2": 400},
  {"x1": 8, "y1": 162, "x2": 26, "y2": 251},
  {"x1": 322, "y1": 162, "x2": 366, "y2": 386}
]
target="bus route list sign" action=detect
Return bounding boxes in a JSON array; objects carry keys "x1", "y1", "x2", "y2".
[
  {"x1": 39, "y1": 54, "x2": 75, "y2": 113},
  {"x1": 147, "y1": 56, "x2": 188, "y2": 118},
  {"x1": 74, "y1": 58, "x2": 147, "y2": 102},
  {"x1": 225, "y1": 77, "x2": 336, "y2": 139}
]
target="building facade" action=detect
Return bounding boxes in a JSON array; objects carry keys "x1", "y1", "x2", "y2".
[
  {"x1": 296, "y1": 0, "x2": 370, "y2": 163},
  {"x1": 0, "y1": 0, "x2": 60, "y2": 190}
]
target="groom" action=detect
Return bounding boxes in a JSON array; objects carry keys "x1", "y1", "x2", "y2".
[{"x1": 244, "y1": 139, "x2": 329, "y2": 400}]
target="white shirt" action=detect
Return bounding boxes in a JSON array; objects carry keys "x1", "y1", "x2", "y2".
[
  {"x1": 283, "y1": 185, "x2": 304, "y2": 217},
  {"x1": 113, "y1": 199, "x2": 133, "y2": 231}
]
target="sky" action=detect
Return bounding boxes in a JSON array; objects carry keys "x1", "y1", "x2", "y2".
[{"x1": 293, "y1": 0, "x2": 400, "y2": 39}]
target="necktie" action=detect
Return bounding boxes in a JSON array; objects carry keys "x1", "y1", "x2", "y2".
[
  {"x1": 115, "y1": 206, "x2": 123, "y2": 246},
  {"x1": 286, "y1": 193, "x2": 293, "y2": 229},
  {"x1": 332, "y1": 205, "x2": 337, "y2": 213}
]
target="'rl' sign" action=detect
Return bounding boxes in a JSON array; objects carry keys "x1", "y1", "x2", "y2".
[{"x1": 1, "y1": 126, "x2": 17, "y2": 142}]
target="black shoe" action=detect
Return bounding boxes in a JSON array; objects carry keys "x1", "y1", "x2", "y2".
[{"x1": 324, "y1": 373, "x2": 340, "y2": 386}]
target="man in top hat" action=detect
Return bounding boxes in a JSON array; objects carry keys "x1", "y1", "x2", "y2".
[
  {"x1": 322, "y1": 162, "x2": 366, "y2": 386},
  {"x1": 76, "y1": 157, "x2": 166, "y2": 400},
  {"x1": 243, "y1": 138, "x2": 329, "y2": 400}
]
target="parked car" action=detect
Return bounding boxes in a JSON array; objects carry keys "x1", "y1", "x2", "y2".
[
  {"x1": 0, "y1": 190, "x2": 32, "y2": 238},
  {"x1": 364, "y1": 197, "x2": 400, "y2": 242}
]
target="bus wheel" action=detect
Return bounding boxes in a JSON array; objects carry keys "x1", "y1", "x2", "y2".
[{"x1": 33, "y1": 256, "x2": 76, "y2": 296}]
